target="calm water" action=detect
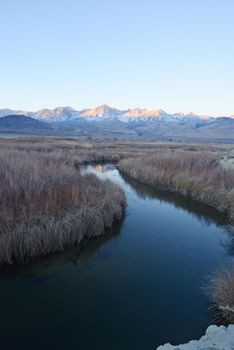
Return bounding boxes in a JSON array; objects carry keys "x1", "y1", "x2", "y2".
[{"x1": 0, "y1": 164, "x2": 233, "y2": 350}]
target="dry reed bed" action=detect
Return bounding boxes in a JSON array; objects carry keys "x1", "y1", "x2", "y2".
[
  {"x1": 208, "y1": 267, "x2": 234, "y2": 324},
  {"x1": 0, "y1": 148, "x2": 126, "y2": 264},
  {"x1": 0, "y1": 137, "x2": 227, "y2": 167},
  {"x1": 119, "y1": 151, "x2": 234, "y2": 221},
  {"x1": 1, "y1": 137, "x2": 212, "y2": 265}
]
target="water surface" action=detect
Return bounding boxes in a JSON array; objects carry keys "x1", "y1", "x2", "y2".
[{"x1": 0, "y1": 164, "x2": 233, "y2": 349}]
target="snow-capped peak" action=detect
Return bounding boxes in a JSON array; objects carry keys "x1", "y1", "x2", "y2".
[
  {"x1": 33, "y1": 107, "x2": 79, "y2": 122},
  {"x1": 123, "y1": 108, "x2": 167, "y2": 118},
  {"x1": 79, "y1": 105, "x2": 122, "y2": 120}
]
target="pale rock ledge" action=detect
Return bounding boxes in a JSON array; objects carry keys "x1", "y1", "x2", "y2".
[{"x1": 157, "y1": 325, "x2": 234, "y2": 350}]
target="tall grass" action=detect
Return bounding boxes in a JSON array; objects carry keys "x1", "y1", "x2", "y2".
[
  {"x1": 0, "y1": 147, "x2": 126, "y2": 264},
  {"x1": 119, "y1": 151, "x2": 234, "y2": 222},
  {"x1": 208, "y1": 267, "x2": 234, "y2": 324},
  {"x1": 0, "y1": 137, "x2": 226, "y2": 167}
]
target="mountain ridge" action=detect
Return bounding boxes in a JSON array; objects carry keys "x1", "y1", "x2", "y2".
[{"x1": 0, "y1": 105, "x2": 233, "y2": 123}]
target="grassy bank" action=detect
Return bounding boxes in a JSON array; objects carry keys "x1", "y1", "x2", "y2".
[
  {"x1": 0, "y1": 144, "x2": 126, "y2": 264},
  {"x1": 119, "y1": 151, "x2": 234, "y2": 222},
  {"x1": 208, "y1": 267, "x2": 234, "y2": 324}
]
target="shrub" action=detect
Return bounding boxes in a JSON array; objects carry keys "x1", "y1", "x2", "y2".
[{"x1": 208, "y1": 267, "x2": 234, "y2": 324}]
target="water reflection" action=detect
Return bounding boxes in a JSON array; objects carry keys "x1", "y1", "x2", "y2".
[
  {"x1": 82, "y1": 163, "x2": 234, "y2": 259},
  {"x1": 0, "y1": 219, "x2": 124, "y2": 281},
  {"x1": 80, "y1": 163, "x2": 116, "y2": 175},
  {"x1": 120, "y1": 172, "x2": 229, "y2": 228},
  {"x1": 83, "y1": 163, "x2": 230, "y2": 229},
  {"x1": 221, "y1": 226, "x2": 234, "y2": 257}
]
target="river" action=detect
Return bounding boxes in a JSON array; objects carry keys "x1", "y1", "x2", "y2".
[{"x1": 0, "y1": 164, "x2": 233, "y2": 349}]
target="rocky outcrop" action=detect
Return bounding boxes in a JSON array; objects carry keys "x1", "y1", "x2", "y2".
[{"x1": 157, "y1": 325, "x2": 234, "y2": 350}]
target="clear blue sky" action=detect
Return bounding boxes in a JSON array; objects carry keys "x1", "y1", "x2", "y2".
[{"x1": 0, "y1": 0, "x2": 233, "y2": 115}]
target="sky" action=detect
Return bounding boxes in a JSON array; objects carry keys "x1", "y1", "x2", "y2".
[{"x1": 0, "y1": 0, "x2": 233, "y2": 115}]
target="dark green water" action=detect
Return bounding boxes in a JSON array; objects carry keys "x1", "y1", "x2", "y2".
[{"x1": 0, "y1": 164, "x2": 233, "y2": 350}]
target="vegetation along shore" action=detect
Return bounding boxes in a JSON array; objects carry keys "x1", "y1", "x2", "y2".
[
  {"x1": 0, "y1": 138, "x2": 126, "y2": 264},
  {"x1": 0, "y1": 137, "x2": 233, "y2": 324},
  {"x1": 118, "y1": 147, "x2": 234, "y2": 324}
]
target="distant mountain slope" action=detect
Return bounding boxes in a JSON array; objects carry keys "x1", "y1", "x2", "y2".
[
  {"x1": 0, "y1": 115, "x2": 53, "y2": 130},
  {"x1": 0, "y1": 109, "x2": 33, "y2": 118},
  {"x1": 0, "y1": 109, "x2": 17, "y2": 118}
]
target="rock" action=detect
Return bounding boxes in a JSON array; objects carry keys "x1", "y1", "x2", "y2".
[{"x1": 157, "y1": 325, "x2": 234, "y2": 349}]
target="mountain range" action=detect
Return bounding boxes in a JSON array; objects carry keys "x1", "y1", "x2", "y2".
[{"x1": 0, "y1": 105, "x2": 234, "y2": 140}]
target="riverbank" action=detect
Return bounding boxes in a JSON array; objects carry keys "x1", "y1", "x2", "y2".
[
  {"x1": 118, "y1": 150, "x2": 234, "y2": 323},
  {"x1": 157, "y1": 325, "x2": 234, "y2": 349},
  {"x1": 207, "y1": 266, "x2": 234, "y2": 324},
  {"x1": 0, "y1": 145, "x2": 126, "y2": 264},
  {"x1": 118, "y1": 151, "x2": 234, "y2": 222}
]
